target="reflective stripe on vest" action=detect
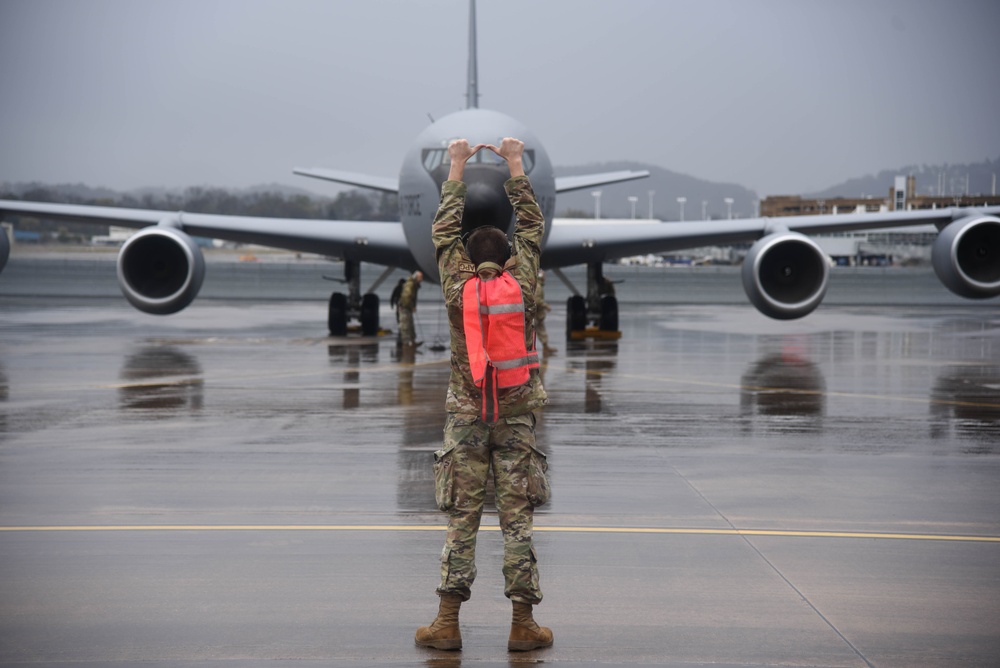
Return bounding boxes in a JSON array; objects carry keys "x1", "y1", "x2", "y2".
[{"x1": 462, "y1": 272, "x2": 539, "y2": 421}]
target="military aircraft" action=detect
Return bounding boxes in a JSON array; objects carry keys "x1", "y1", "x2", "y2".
[{"x1": 1, "y1": 0, "x2": 998, "y2": 338}]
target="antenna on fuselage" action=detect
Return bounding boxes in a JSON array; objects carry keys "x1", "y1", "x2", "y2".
[{"x1": 466, "y1": 0, "x2": 479, "y2": 109}]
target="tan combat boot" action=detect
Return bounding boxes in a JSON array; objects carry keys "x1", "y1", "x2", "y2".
[
  {"x1": 415, "y1": 593, "x2": 463, "y2": 650},
  {"x1": 508, "y1": 601, "x2": 553, "y2": 651}
]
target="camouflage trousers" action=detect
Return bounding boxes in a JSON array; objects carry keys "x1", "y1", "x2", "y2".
[
  {"x1": 398, "y1": 307, "x2": 416, "y2": 345},
  {"x1": 534, "y1": 314, "x2": 549, "y2": 349},
  {"x1": 432, "y1": 412, "x2": 550, "y2": 604}
]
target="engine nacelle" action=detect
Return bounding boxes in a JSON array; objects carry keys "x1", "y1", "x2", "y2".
[
  {"x1": 932, "y1": 215, "x2": 1000, "y2": 299},
  {"x1": 742, "y1": 231, "x2": 829, "y2": 320},
  {"x1": 117, "y1": 226, "x2": 205, "y2": 315}
]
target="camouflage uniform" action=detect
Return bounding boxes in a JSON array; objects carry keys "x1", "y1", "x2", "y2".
[
  {"x1": 397, "y1": 275, "x2": 420, "y2": 345},
  {"x1": 533, "y1": 273, "x2": 551, "y2": 351},
  {"x1": 390, "y1": 278, "x2": 406, "y2": 321},
  {"x1": 430, "y1": 176, "x2": 550, "y2": 604}
]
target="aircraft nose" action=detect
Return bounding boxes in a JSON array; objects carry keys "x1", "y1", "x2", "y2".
[{"x1": 461, "y1": 167, "x2": 514, "y2": 238}]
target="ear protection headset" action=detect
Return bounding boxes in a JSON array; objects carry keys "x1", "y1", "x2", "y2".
[{"x1": 462, "y1": 226, "x2": 513, "y2": 254}]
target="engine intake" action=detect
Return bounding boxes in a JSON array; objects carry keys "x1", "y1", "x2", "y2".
[
  {"x1": 117, "y1": 226, "x2": 205, "y2": 315},
  {"x1": 932, "y1": 215, "x2": 1000, "y2": 299},
  {"x1": 742, "y1": 232, "x2": 829, "y2": 319}
]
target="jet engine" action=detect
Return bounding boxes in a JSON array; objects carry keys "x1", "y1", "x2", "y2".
[
  {"x1": 742, "y1": 231, "x2": 829, "y2": 320},
  {"x1": 931, "y1": 215, "x2": 1000, "y2": 299},
  {"x1": 117, "y1": 226, "x2": 205, "y2": 315}
]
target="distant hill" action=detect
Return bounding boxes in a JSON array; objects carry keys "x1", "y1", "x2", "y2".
[
  {"x1": 806, "y1": 157, "x2": 1000, "y2": 200},
  {"x1": 553, "y1": 162, "x2": 757, "y2": 220}
]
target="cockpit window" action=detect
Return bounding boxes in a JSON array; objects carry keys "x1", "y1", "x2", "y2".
[
  {"x1": 423, "y1": 149, "x2": 444, "y2": 172},
  {"x1": 422, "y1": 148, "x2": 534, "y2": 175}
]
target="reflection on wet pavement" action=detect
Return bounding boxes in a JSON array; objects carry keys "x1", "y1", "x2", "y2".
[
  {"x1": 740, "y1": 349, "x2": 825, "y2": 435},
  {"x1": 0, "y1": 362, "x2": 7, "y2": 437},
  {"x1": 930, "y1": 364, "x2": 1000, "y2": 450},
  {"x1": 327, "y1": 342, "x2": 378, "y2": 409},
  {"x1": 1, "y1": 295, "x2": 998, "y2": 665},
  {"x1": 564, "y1": 339, "x2": 618, "y2": 414},
  {"x1": 119, "y1": 346, "x2": 204, "y2": 415}
]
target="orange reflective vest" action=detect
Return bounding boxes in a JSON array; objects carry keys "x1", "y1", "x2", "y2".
[{"x1": 462, "y1": 271, "x2": 539, "y2": 422}]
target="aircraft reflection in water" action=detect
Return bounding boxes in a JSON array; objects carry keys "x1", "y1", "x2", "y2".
[
  {"x1": 327, "y1": 341, "x2": 449, "y2": 514},
  {"x1": 0, "y1": 362, "x2": 8, "y2": 435},
  {"x1": 118, "y1": 347, "x2": 204, "y2": 415},
  {"x1": 564, "y1": 340, "x2": 619, "y2": 414},
  {"x1": 103, "y1": 312, "x2": 998, "y2": 514},
  {"x1": 922, "y1": 316, "x2": 1000, "y2": 450},
  {"x1": 113, "y1": 337, "x2": 449, "y2": 513},
  {"x1": 394, "y1": 346, "x2": 449, "y2": 513},
  {"x1": 740, "y1": 348, "x2": 826, "y2": 435},
  {"x1": 396, "y1": 347, "x2": 417, "y2": 407},
  {"x1": 327, "y1": 342, "x2": 378, "y2": 410},
  {"x1": 931, "y1": 365, "x2": 1000, "y2": 449},
  {"x1": 325, "y1": 338, "x2": 450, "y2": 516}
]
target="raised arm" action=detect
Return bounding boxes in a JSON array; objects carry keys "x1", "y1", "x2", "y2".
[
  {"x1": 484, "y1": 137, "x2": 526, "y2": 178},
  {"x1": 447, "y1": 139, "x2": 487, "y2": 182}
]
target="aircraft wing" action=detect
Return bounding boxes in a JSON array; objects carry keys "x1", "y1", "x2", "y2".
[
  {"x1": 554, "y1": 170, "x2": 650, "y2": 193},
  {"x1": 0, "y1": 200, "x2": 415, "y2": 268},
  {"x1": 292, "y1": 168, "x2": 399, "y2": 194},
  {"x1": 542, "y1": 206, "x2": 1000, "y2": 267},
  {"x1": 292, "y1": 167, "x2": 651, "y2": 195}
]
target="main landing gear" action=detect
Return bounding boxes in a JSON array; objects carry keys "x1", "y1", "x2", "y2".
[
  {"x1": 554, "y1": 262, "x2": 621, "y2": 341},
  {"x1": 325, "y1": 260, "x2": 392, "y2": 337}
]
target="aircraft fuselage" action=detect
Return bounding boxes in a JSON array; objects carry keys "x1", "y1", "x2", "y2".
[{"x1": 397, "y1": 108, "x2": 556, "y2": 283}]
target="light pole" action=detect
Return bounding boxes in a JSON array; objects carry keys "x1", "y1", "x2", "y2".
[
  {"x1": 627, "y1": 196, "x2": 638, "y2": 220},
  {"x1": 676, "y1": 196, "x2": 686, "y2": 222},
  {"x1": 591, "y1": 190, "x2": 602, "y2": 219},
  {"x1": 648, "y1": 190, "x2": 655, "y2": 219},
  {"x1": 724, "y1": 197, "x2": 734, "y2": 220}
]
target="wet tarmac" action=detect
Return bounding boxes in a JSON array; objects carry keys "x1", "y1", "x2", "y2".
[{"x1": 1, "y1": 261, "x2": 999, "y2": 667}]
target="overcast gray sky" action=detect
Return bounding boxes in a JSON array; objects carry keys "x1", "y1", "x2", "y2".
[{"x1": 1, "y1": 0, "x2": 997, "y2": 198}]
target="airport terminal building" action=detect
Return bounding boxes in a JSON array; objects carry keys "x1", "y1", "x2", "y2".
[
  {"x1": 760, "y1": 175, "x2": 998, "y2": 218},
  {"x1": 758, "y1": 176, "x2": 1000, "y2": 266}
]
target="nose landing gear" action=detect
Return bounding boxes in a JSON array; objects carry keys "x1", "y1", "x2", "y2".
[{"x1": 325, "y1": 259, "x2": 385, "y2": 337}]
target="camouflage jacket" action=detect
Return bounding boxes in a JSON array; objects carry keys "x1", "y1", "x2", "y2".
[
  {"x1": 398, "y1": 276, "x2": 420, "y2": 310},
  {"x1": 432, "y1": 176, "x2": 549, "y2": 418}
]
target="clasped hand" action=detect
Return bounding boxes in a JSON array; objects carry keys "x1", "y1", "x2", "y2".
[{"x1": 448, "y1": 137, "x2": 523, "y2": 164}]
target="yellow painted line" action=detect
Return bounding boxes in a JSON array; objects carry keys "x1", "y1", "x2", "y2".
[
  {"x1": 1, "y1": 525, "x2": 998, "y2": 543},
  {"x1": 539, "y1": 527, "x2": 1000, "y2": 542}
]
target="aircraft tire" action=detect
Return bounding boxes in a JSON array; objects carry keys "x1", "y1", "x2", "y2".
[
  {"x1": 599, "y1": 295, "x2": 619, "y2": 331},
  {"x1": 566, "y1": 295, "x2": 586, "y2": 338},
  {"x1": 360, "y1": 293, "x2": 380, "y2": 337},
  {"x1": 329, "y1": 292, "x2": 348, "y2": 336}
]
